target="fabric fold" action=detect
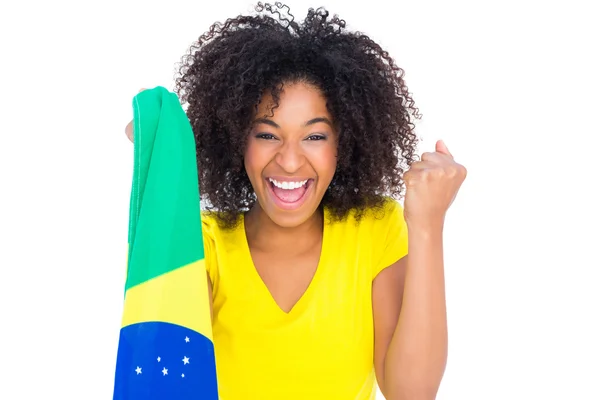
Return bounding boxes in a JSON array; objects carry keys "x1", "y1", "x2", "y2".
[{"x1": 112, "y1": 86, "x2": 218, "y2": 400}]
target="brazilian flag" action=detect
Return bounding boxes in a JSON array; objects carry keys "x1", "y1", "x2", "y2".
[{"x1": 112, "y1": 86, "x2": 218, "y2": 399}]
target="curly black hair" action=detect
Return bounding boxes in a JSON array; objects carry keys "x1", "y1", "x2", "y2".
[{"x1": 175, "y1": 2, "x2": 421, "y2": 229}]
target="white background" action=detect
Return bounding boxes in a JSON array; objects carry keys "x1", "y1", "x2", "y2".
[{"x1": 1, "y1": 0, "x2": 599, "y2": 399}]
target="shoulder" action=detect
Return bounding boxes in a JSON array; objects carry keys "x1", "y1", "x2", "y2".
[
  {"x1": 364, "y1": 196, "x2": 404, "y2": 223},
  {"x1": 201, "y1": 211, "x2": 241, "y2": 235},
  {"x1": 325, "y1": 196, "x2": 407, "y2": 249},
  {"x1": 201, "y1": 211, "x2": 245, "y2": 252},
  {"x1": 200, "y1": 211, "x2": 243, "y2": 283},
  {"x1": 201, "y1": 211, "x2": 219, "y2": 239},
  {"x1": 328, "y1": 196, "x2": 405, "y2": 231},
  {"x1": 363, "y1": 197, "x2": 408, "y2": 278},
  {"x1": 200, "y1": 212, "x2": 225, "y2": 255},
  {"x1": 366, "y1": 197, "x2": 407, "y2": 239},
  {"x1": 325, "y1": 197, "x2": 408, "y2": 279}
]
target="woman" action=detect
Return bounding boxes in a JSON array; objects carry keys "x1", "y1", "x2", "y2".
[{"x1": 126, "y1": 3, "x2": 466, "y2": 399}]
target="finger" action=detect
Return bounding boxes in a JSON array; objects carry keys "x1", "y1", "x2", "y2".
[
  {"x1": 421, "y1": 151, "x2": 442, "y2": 163},
  {"x1": 403, "y1": 168, "x2": 417, "y2": 185},
  {"x1": 404, "y1": 164, "x2": 428, "y2": 186},
  {"x1": 408, "y1": 160, "x2": 431, "y2": 170},
  {"x1": 436, "y1": 140, "x2": 453, "y2": 158},
  {"x1": 421, "y1": 151, "x2": 450, "y2": 165}
]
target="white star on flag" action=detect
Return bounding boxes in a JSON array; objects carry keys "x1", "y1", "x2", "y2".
[
  {"x1": 185, "y1": 336, "x2": 190, "y2": 343},
  {"x1": 181, "y1": 373, "x2": 185, "y2": 378},
  {"x1": 162, "y1": 367, "x2": 168, "y2": 376},
  {"x1": 135, "y1": 366, "x2": 142, "y2": 375},
  {"x1": 182, "y1": 356, "x2": 190, "y2": 365},
  {"x1": 157, "y1": 356, "x2": 161, "y2": 362}
]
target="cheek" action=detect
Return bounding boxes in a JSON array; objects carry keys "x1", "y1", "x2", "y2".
[
  {"x1": 243, "y1": 144, "x2": 257, "y2": 180},
  {"x1": 243, "y1": 142, "x2": 268, "y2": 181},
  {"x1": 312, "y1": 145, "x2": 337, "y2": 182}
]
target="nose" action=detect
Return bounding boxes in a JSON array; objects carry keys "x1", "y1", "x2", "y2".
[{"x1": 274, "y1": 140, "x2": 305, "y2": 173}]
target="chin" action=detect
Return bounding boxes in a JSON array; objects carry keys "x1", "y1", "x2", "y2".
[{"x1": 265, "y1": 208, "x2": 317, "y2": 229}]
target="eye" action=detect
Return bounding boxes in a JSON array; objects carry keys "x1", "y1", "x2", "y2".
[
  {"x1": 306, "y1": 134, "x2": 326, "y2": 141},
  {"x1": 255, "y1": 133, "x2": 277, "y2": 140}
]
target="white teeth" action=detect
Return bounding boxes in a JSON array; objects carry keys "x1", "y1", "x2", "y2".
[{"x1": 269, "y1": 178, "x2": 308, "y2": 190}]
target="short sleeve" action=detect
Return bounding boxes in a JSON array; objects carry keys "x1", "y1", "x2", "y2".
[
  {"x1": 201, "y1": 213, "x2": 219, "y2": 287},
  {"x1": 372, "y1": 199, "x2": 409, "y2": 279}
]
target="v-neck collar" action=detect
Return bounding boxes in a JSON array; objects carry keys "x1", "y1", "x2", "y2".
[{"x1": 238, "y1": 208, "x2": 330, "y2": 316}]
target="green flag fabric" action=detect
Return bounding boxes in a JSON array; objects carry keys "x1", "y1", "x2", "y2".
[{"x1": 112, "y1": 86, "x2": 218, "y2": 399}]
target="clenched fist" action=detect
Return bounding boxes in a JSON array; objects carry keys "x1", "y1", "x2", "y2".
[{"x1": 403, "y1": 140, "x2": 467, "y2": 229}]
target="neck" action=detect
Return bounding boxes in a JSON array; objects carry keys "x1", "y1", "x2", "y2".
[{"x1": 244, "y1": 204, "x2": 323, "y2": 253}]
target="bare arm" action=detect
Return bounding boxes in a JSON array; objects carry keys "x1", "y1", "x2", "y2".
[
  {"x1": 372, "y1": 257, "x2": 406, "y2": 396},
  {"x1": 373, "y1": 140, "x2": 465, "y2": 399},
  {"x1": 373, "y1": 225, "x2": 447, "y2": 400}
]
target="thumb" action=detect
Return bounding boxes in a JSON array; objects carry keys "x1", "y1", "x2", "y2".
[{"x1": 436, "y1": 140, "x2": 453, "y2": 158}]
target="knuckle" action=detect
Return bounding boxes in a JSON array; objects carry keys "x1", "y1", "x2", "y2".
[
  {"x1": 432, "y1": 168, "x2": 444, "y2": 179},
  {"x1": 453, "y1": 164, "x2": 467, "y2": 179},
  {"x1": 420, "y1": 152, "x2": 434, "y2": 161},
  {"x1": 404, "y1": 169, "x2": 418, "y2": 183}
]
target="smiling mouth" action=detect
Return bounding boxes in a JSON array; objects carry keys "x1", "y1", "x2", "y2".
[{"x1": 267, "y1": 177, "x2": 313, "y2": 206}]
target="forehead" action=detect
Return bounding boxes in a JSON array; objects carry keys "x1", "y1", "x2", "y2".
[{"x1": 255, "y1": 82, "x2": 331, "y2": 121}]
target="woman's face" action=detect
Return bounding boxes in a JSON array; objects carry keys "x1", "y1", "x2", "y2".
[{"x1": 244, "y1": 82, "x2": 338, "y2": 228}]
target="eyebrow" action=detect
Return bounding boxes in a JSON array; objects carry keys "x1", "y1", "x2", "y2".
[{"x1": 252, "y1": 117, "x2": 333, "y2": 129}]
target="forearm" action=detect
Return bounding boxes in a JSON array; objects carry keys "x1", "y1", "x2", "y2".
[{"x1": 383, "y1": 222, "x2": 448, "y2": 400}]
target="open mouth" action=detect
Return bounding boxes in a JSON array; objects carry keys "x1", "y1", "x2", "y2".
[{"x1": 266, "y1": 177, "x2": 314, "y2": 209}]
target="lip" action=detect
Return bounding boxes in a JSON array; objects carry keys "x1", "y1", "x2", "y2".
[
  {"x1": 265, "y1": 177, "x2": 314, "y2": 211},
  {"x1": 267, "y1": 176, "x2": 312, "y2": 183}
]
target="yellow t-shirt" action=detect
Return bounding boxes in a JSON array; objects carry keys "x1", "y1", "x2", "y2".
[{"x1": 202, "y1": 198, "x2": 408, "y2": 400}]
